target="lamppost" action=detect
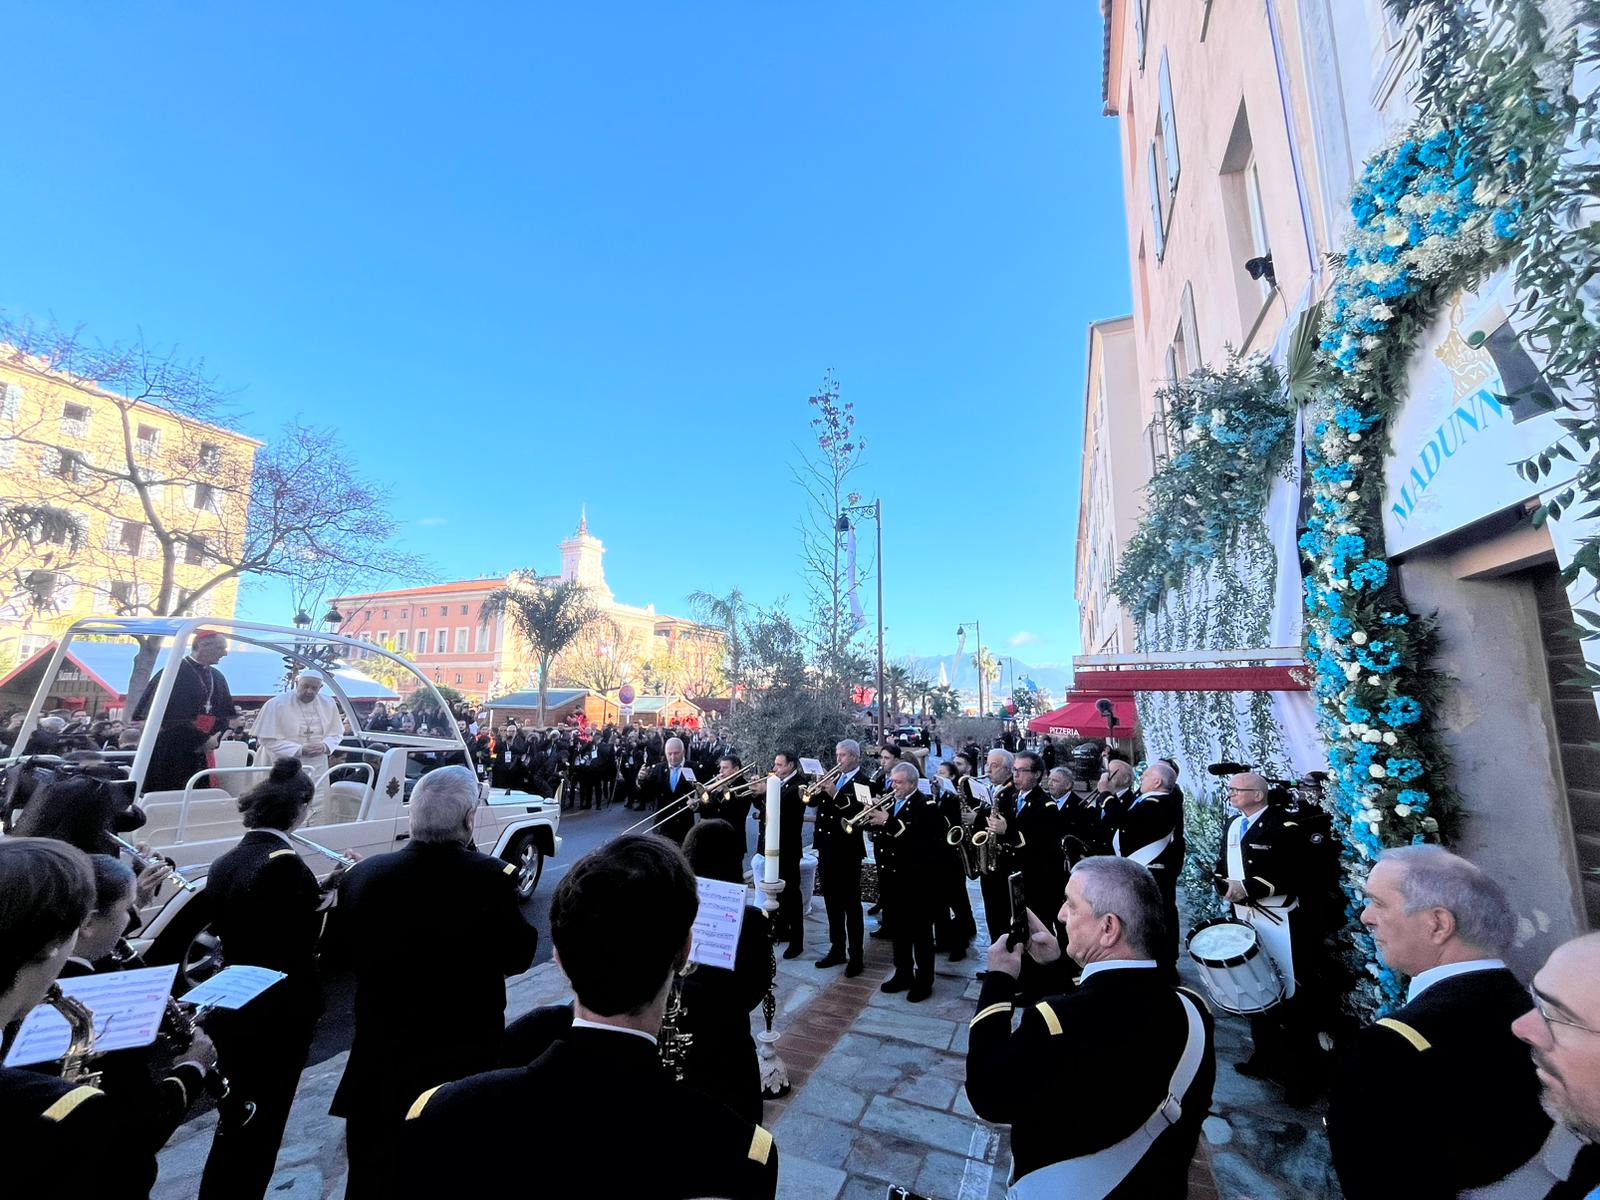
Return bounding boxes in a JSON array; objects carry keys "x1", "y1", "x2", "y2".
[
  {"x1": 286, "y1": 605, "x2": 344, "y2": 685},
  {"x1": 836, "y1": 499, "x2": 885, "y2": 747},
  {"x1": 957, "y1": 619, "x2": 983, "y2": 717}
]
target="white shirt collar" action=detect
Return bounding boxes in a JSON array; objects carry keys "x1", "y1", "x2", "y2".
[
  {"x1": 257, "y1": 828, "x2": 299, "y2": 851},
  {"x1": 1406, "y1": 958, "x2": 1507, "y2": 1004},
  {"x1": 569, "y1": 1016, "x2": 658, "y2": 1046},
  {"x1": 1077, "y1": 959, "x2": 1159, "y2": 982}
]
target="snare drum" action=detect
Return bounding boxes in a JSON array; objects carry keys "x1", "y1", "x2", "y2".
[{"x1": 1186, "y1": 916, "x2": 1284, "y2": 1015}]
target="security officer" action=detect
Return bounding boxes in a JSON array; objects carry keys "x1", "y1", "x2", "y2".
[
  {"x1": 1213, "y1": 770, "x2": 1325, "y2": 1104},
  {"x1": 865, "y1": 761, "x2": 948, "y2": 1002},
  {"x1": 809, "y1": 739, "x2": 866, "y2": 976},
  {"x1": 330, "y1": 766, "x2": 539, "y2": 1200}
]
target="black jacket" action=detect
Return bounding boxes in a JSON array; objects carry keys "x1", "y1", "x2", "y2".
[
  {"x1": 810, "y1": 767, "x2": 867, "y2": 863},
  {"x1": 966, "y1": 965, "x2": 1215, "y2": 1197},
  {"x1": 0, "y1": 1067, "x2": 155, "y2": 1200},
  {"x1": 641, "y1": 762, "x2": 699, "y2": 844},
  {"x1": 1211, "y1": 803, "x2": 1318, "y2": 906},
  {"x1": 753, "y1": 772, "x2": 805, "y2": 865},
  {"x1": 401, "y1": 1023, "x2": 778, "y2": 1199},
  {"x1": 330, "y1": 840, "x2": 539, "y2": 1123},
  {"x1": 1012, "y1": 787, "x2": 1066, "y2": 922},
  {"x1": 1114, "y1": 790, "x2": 1185, "y2": 893},
  {"x1": 204, "y1": 829, "x2": 323, "y2": 1018},
  {"x1": 1328, "y1": 967, "x2": 1551, "y2": 1198}
]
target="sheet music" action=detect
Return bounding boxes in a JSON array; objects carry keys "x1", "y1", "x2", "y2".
[
  {"x1": 180, "y1": 965, "x2": 286, "y2": 1010},
  {"x1": 933, "y1": 776, "x2": 957, "y2": 796},
  {"x1": 680, "y1": 766, "x2": 697, "y2": 783},
  {"x1": 4, "y1": 964, "x2": 178, "y2": 1066},
  {"x1": 853, "y1": 782, "x2": 874, "y2": 804},
  {"x1": 799, "y1": 757, "x2": 825, "y2": 776},
  {"x1": 916, "y1": 778, "x2": 932, "y2": 795},
  {"x1": 968, "y1": 779, "x2": 994, "y2": 805},
  {"x1": 688, "y1": 876, "x2": 748, "y2": 971}
]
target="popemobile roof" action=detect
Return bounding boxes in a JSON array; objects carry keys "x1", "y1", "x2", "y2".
[{"x1": 0, "y1": 640, "x2": 400, "y2": 704}]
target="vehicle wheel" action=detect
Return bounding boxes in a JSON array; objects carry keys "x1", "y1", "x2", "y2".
[
  {"x1": 505, "y1": 832, "x2": 544, "y2": 900},
  {"x1": 147, "y1": 895, "x2": 225, "y2": 990}
]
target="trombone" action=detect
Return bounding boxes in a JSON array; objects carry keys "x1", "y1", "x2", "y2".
[
  {"x1": 621, "y1": 765, "x2": 759, "y2": 837},
  {"x1": 109, "y1": 834, "x2": 201, "y2": 893}
]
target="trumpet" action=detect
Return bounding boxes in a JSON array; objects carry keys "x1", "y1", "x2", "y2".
[
  {"x1": 842, "y1": 793, "x2": 895, "y2": 834},
  {"x1": 621, "y1": 765, "x2": 759, "y2": 837},
  {"x1": 802, "y1": 763, "x2": 845, "y2": 800},
  {"x1": 109, "y1": 833, "x2": 200, "y2": 893},
  {"x1": 288, "y1": 830, "x2": 359, "y2": 869}
]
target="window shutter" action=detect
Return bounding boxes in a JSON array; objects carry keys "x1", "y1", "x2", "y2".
[
  {"x1": 0, "y1": 384, "x2": 19, "y2": 421},
  {"x1": 1147, "y1": 144, "x2": 1166, "y2": 260},
  {"x1": 105, "y1": 519, "x2": 123, "y2": 551},
  {"x1": 1134, "y1": 0, "x2": 1147, "y2": 69},
  {"x1": 1159, "y1": 52, "x2": 1180, "y2": 196},
  {"x1": 39, "y1": 446, "x2": 59, "y2": 477},
  {"x1": 1180, "y1": 282, "x2": 1201, "y2": 370}
]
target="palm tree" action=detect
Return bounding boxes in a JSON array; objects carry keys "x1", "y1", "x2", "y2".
[
  {"x1": 687, "y1": 587, "x2": 747, "y2": 709},
  {"x1": 480, "y1": 574, "x2": 598, "y2": 727},
  {"x1": 882, "y1": 663, "x2": 911, "y2": 724},
  {"x1": 971, "y1": 647, "x2": 1000, "y2": 714}
]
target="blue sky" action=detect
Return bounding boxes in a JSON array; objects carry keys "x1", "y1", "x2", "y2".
[{"x1": 5, "y1": 2, "x2": 1128, "y2": 669}]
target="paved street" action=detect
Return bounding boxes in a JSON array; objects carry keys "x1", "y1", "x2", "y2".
[{"x1": 154, "y1": 825, "x2": 1339, "y2": 1200}]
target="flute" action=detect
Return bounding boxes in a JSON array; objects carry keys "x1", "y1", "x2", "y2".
[{"x1": 109, "y1": 834, "x2": 200, "y2": 893}]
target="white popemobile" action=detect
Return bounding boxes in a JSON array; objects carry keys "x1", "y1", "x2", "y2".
[{"x1": 0, "y1": 616, "x2": 560, "y2": 984}]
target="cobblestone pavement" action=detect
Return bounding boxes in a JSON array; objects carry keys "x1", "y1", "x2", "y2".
[{"x1": 154, "y1": 874, "x2": 1339, "y2": 1199}]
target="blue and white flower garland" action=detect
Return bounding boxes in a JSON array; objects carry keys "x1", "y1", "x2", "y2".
[{"x1": 1301, "y1": 115, "x2": 1525, "y2": 1011}]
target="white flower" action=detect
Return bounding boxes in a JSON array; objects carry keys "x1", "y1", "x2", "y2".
[
  {"x1": 1370, "y1": 763, "x2": 1387, "y2": 778},
  {"x1": 1348, "y1": 432, "x2": 1363, "y2": 443},
  {"x1": 1351, "y1": 631, "x2": 1369, "y2": 645},
  {"x1": 1364, "y1": 808, "x2": 1383, "y2": 822},
  {"x1": 1382, "y1": 732, "x2": 1398, "y2": 746},
  {"x1": 1371, "y1": 304, "x2": 1394, "y2": 321},
  {"x1": 1362, "y1": 729, "x2": 1383, "y2": 743},
  {"x1": 1349, "y1": 455, "x2": 1364, "y2": 465},
  {"x1": 1394, "y1": 803, "x2": 1413, "y2": 817},
  {"x1": 1344, "y1": 663, "x2": 1362, "y2": 681},
  {"x1": 1369, "y1": 822, "x2": 1381, "y2": 836},
  {"x1": 1349, "y1": 722, "x2": 1368, "y2": 735},
  {"x1": 1211, "y1": 408, "x2": 1228, "y2": 427},
  {"x1": 1369, "y1": 675, "x2": 1383, "y2": 685}
]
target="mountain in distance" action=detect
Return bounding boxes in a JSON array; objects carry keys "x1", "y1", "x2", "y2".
[{"x1": 904, "y1": 654, "x2": 1074, "y2": 699}]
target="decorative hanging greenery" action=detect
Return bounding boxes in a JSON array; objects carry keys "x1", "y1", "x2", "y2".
[{"x1": 1111, "y1": 353, "x2": 1296, "y2": 615}]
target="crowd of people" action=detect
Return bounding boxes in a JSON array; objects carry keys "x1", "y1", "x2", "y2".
[{"x1": 3, "y1": 631, "x2": 1600, "y2": 1199}]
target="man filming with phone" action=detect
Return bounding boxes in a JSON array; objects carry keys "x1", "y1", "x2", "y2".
[{"x1": 966, "y1": 856, "x2": 1216, "y2": 1199}]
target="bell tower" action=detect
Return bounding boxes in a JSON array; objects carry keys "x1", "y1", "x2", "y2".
[{"x1": 559, "y1": 506, "x2": 610, "y2": 598}]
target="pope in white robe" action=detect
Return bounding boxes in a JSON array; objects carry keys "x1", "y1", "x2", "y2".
[{"x1": 252, "y1": 673, "x2": 346, "y2": 771}]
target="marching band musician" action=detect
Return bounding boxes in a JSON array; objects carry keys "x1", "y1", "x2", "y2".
[
  {"x1": 865, "y1": 761, "x2": 946, "y2": 1002},
  {"x1": 976, "y1": 749, "x2": 1022, "y2": 944},
  {"x1": 1213, "y1": 771, "x2": 1323, "y2": 1105},
  {"x1": 638, "y1": 736, "x2": 698, "y2": 845},
  {"x1": 1112, "y1": 762, "x2": 1185, "y2": 970},
  {"x1": 809, "y1": 740, "x2": 866, "y2": 976},
  {"x1": 1009, "y1": 752, "x2": 1065, "y2": 934},
  {"x1": 0, "y1": 839, "x2": 160, "y2": 1199},
  {"x1": 402, "y1": 835, "x2": 779, "y2": 1199},
  {"x1": 198, "y1": 758, "x2": 342, "y2": 1200},
  {"x1": 697, "y1": 753, "x2": 751, "y2": 855},
  {"x1": 755, "y1": 751, "x2": 807, "y2": 959},
  {"x1": 933, "y1": 759, "x2": 977, "y2": 961},
  {"x1": 1088, "y1": 759, "x2": 1134, "y2": 857},
  {"x1": 50, "y1": 855, "x2": 220, "y2": 1157},
  {"x1": 871, "y1": 745, "x2": 900, "y2": 795}
]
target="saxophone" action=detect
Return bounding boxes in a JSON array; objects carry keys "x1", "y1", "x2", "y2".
[
  {"x1": 45, "y1": 984, "x2": 102, "y2": 1088},
  {"x1": 658, "y1": 967, "x2": 695, "y2": 1083}
]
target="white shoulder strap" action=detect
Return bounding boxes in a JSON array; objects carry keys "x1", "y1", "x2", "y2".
[{"x1": 1009, "y1": 991, "x2": 1206, "y2": 1200}]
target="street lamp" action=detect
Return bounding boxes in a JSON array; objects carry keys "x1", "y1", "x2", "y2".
[
  {"x1": 837, "y1": 499, "x2": 885, "y2": 746},
  {"x1": 957, "y1": 619, "x2": 983, "y2": 717}
]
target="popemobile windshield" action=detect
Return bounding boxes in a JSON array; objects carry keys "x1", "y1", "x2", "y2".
[{"x1": 0, "y1": 616, "x2": 560, "y2": 984}]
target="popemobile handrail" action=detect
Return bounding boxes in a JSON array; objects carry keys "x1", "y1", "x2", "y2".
[{"x1": 173, "y1": 761, "x2": 375, "y2": 843}]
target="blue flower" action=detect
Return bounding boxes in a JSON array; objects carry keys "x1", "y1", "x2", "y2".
[
  {"x1": 1350, "y1": 560, "x2": 1390, "y2": 591},
  {"x1": 1379, "y1": 696, "x2": 1423, "y2": 726},
  {"x1": 1380, "y1": 612, "x2": 1411, "y2": 626},
  {"x1": 1396, "y1": 789, "x2": 1430, "y2": 811},
  {"x1": 1387, "y1": 758, "x2": 1424, "y2": 782}
]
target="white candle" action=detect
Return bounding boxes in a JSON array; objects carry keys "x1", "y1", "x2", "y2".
[{"x1": 764, "y1": 775, "x2": 781, "y2": 884}]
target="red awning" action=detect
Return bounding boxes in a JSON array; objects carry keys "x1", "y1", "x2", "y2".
[
  {"x1": 1071, "y1": 666, "x2": 1308, "y2": 693},
  {"x1": 1027, "y1": 694, "x2": 1139, "y2": 738}
]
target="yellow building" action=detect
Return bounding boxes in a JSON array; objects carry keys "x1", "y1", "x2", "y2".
[{"x1": 0, "y1": 349, "x2": 262, "y2": 667}]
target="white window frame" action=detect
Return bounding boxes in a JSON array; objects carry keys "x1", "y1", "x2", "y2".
[
  {"x1": 416, "y1": 629, "x2": 430, "y2": 655},
  {"x1": 435, "y1": 627, "x2": 448, "y2": 656},
  {"x1": 1147, "y1": 143, "x2": 1167, "y2": 261},
  {"x1": 454, "y1": 627, "x2": 469, "y2": 653},
  {"x1": 1157, "y1": 51, "x2": 1181, "y2": 199},
  {"x1": 1245, "y1": 156, "x2": 1273, "y2": 300},
  {"x1": 394, "y1": 630, "x2": 407, "y2": 652},
  {"x1": 475, "y1": 624, "x2": 490, "y2": 653}
]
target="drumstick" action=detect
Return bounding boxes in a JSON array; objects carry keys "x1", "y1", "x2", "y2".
[{"x1": 1212, "y1": 873, "x2": 1285, "y2": 924}]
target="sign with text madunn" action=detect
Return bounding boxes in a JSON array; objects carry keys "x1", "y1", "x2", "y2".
[{"x1": 1382, "y1": 270, "x2": 1566, "y2": 556}]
